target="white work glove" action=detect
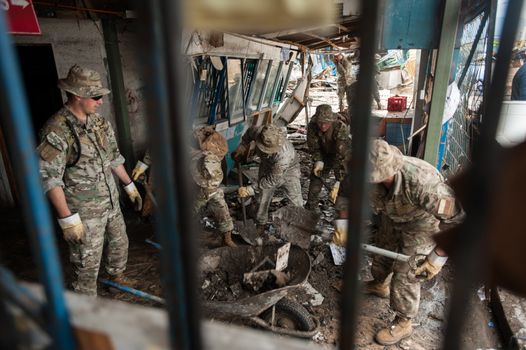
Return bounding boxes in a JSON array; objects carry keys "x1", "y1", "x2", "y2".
[
  {"x1": 332, "y1": 219, "x2": 348, "y2": 247},
  {"x1": 329, "y1": 181, "x2": 340, "y2": 204},
  {"x1": 124, "y1": 182, "x2": 143, "y2": 211},
  {"x1": 313, "y1": 161, "x2": 324, "y2": 177},
  {"x1": 414, "y1": 249, "x2": 448, "y2": 280},
  {"x1": 131, "y1": 160, "x2": 149, "y2": 181},
  {"x1": 238, "y1": 185, "x2": 255, "y2": 198},
  {"x1": 58, "y1": 213, "x2": 85, "y2": 244}
]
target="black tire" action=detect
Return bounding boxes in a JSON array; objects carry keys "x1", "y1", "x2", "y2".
[{"x1": 260, "y1": 298, "x2": 315, "y2": 332}]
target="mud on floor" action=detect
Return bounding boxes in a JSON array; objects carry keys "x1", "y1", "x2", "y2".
[{"x1": 0, "y1": 146, "x2": 502, "y2": 349}]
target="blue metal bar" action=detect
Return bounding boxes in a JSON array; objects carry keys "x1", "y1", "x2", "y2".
[
  {"x1": 135, "y1": 1, "x2": 201, "y2": 349},
  {"x1": 98, "y1": 279, "x2": 166, "y2": 305},
  {"x1": 339, "y1": 0, "x2": 380, "y2": 349},
  {"x1": 0, "y1": 266, "x2": 46, "y2": 329},
  {"x1": 208, "y1": 68, "x2": 226, "y2": 125},
  {"x1": 0, "y1": 11, "x2": 75, "y2": 350},
  {"x1": 145, "y1": 238, "x2": 162, "y2": 250}
]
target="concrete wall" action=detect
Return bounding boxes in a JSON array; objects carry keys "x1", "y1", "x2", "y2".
[{"x1": 14, "y1": 18, "x2": 115, "y2": 126}]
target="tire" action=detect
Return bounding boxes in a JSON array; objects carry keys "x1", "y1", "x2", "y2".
[{"x1": 260, "y1": 298, "x2": 315, "y2": 332}]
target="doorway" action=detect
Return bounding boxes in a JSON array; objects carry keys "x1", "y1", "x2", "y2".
[{"x1": 15, "y1": 44, "x2": 64, "y2": 142}]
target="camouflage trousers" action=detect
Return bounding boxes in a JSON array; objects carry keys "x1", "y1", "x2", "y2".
[
  {"x1": 194, "y1": 188, "x2": 234, "y2": 233},
  {"x1": 256, "y1": 164, "x2": 303, "y2": 224},
  {"x1": 306, "y1": 157, "x2": 338, "y2": 209},
  {"x1": 337, "y1": 79, "x2": 347, "y2": 111},
  {"x1": 68, "y1": 204, "x2": 128, "y2": 296},
  {"x1": 370, "y1": 215, "x2": 435, "y2": 319}
]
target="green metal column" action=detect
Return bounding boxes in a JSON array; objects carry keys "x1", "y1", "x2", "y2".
[
  {"x1": 102, "y1": 19, "x2": 135, "y2": 172},
  {"x1": 423, "y1": 0, "x2": 461, "y2": 166}
]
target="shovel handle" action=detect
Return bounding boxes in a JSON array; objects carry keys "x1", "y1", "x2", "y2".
[{"x1": 237, "y1": 162, "x2": 247, "y2": 225}]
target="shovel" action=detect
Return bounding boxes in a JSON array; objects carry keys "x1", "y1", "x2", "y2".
[{"x1": 236, "y1": 162, "x2": 259, "y2": 245}]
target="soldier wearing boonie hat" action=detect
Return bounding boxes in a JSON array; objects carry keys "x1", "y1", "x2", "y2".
[
  {"x1": 37, "y1": 64, "x2": 141, "y2": 296},
  {"x1": 306, "y1": 104, "x2": 351, "y2": 211},
  {"x1": 333, "y1": 139, "x2": 464, "y2": 345},
  {"x1": 232, "y1": 125, "x2": 303, "y2": 234}
]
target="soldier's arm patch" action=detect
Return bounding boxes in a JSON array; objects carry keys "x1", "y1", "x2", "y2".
[
  {"x1": 37, "y1": 141, "x2": 61, "y2": 162},
  {"x1": 437, "y1": 197, "x2": 455, "y2": 216}
]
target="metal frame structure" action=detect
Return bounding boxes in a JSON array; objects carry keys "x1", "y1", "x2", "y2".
[{"x1": 0, "y1": 0, "x2": 523, "y2": 349}]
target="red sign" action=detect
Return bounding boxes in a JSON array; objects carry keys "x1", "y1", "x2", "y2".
[{"x1": 3, "y1": 0, "x2": 41, "y2": 35}]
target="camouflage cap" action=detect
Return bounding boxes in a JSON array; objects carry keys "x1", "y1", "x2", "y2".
[
  {"x1": 369, "y1": 139, "x2": 403, "y2": 183},
  {"x1": 201, "y1": 131, "x2": 228, "y2": 158},
  {"x1": 314, "y1": 104, "x2": 337, "y2": 123},
  {"x1": 256, "y1": 125, "x2": 284, "y2": 154},
  {"x1": 57, "y1": 65, "x2": 110, "y2": 98}
]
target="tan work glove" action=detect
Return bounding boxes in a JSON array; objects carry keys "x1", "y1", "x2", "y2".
[
  {"x1": 231, "y1": 144, "x2": 247, "y2": 162},
  {"x1": 238, "y1": 185, "x2": 255, "y2": 198},
  {"x1": 58, "y1": 213, "x2": 85, "y2": 244},
  {"x1": 329, "y1": 181, "x2": 340, "y2": 204},
  {"x1": 313, "y1": 161, "x2": 324, "y2": 177},
  {"x1": 124, "y1": 182, "x2": 143, "y2": 211},
  {"x1": 414, "y1": 250, "x2": 447, "y2": 280},
  {"x1": 131, "y1": 160, "x2": 149, "y2": 181},
  {"x1": 332, "y1": 219, "x2": 348, "y2": 246}
]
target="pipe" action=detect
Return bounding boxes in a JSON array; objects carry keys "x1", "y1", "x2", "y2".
[
  {"x1": 0, "y1": 10, "x2": 75, "y2": 350},
  {"x1": 98, "y1": 279, "x2": 166, "y2": 305},
  {"x1": 361, "y1": 244, "x2": 410, "y2": 263}
]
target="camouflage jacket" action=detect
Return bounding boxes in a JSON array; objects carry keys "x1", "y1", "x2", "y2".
[
  {"x1": 307, "y1": 120, "x2": 351, "y2": 181},
  {"x1": 240, "y1": 126, "x2": 300, "y2": 190},
  {"x1": 191, "y1": 150, "x2": 223, "y2": 197},
  {"x1": 37, "y1": 107, "x2": 125, "y2": 213},
  {"x1": 369, "y1": 157, "x2": 464, "y2": 232},
  {"x1": 334, "y1": 57, "x2": 355, "y2": 85}
]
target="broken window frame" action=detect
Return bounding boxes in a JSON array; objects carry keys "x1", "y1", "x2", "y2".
[{"x1": 261, "y1": 61, "x2": 282, "y2": 108}]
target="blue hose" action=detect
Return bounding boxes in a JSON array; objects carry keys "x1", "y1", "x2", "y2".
[{"x1": 98, "y1": 278, "x2": 165, "y2": 305}]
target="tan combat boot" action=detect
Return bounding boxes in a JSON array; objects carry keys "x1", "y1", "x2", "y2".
[
  {"x1": 110, "y1": 273, "x2": 138, "y2": 287},
  {"x1": 375, "y1": 317, "x2": 413, "y2": 345},
  {"x1": 223, "y1": 231, "x2": 237, "y2": 248},
  {"x1": 364, "y1": 280, "x2": 390, "y2": 299}
]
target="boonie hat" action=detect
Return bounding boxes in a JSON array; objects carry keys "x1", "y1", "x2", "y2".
[
  {"x1": 256, "y1": 125, "x2": 283, "y2": 154},
  {"x1": 369, "y1": 139, "x2": 403, "y2": 183},
  {"x1": 58, "y1": 65, "x2": 110, "y2": 98},
  {"x1": 313, "y1": 104, "x2": 337, "y2": 123}
]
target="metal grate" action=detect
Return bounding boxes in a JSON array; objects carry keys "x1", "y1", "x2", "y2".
[{"x1": 440, "y1": 13, "x2": 488, "y2": 178}]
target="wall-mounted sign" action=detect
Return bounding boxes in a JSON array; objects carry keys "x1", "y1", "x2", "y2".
[{"x1": 2, "y1": 0, "x2": 41, "y2": 35}]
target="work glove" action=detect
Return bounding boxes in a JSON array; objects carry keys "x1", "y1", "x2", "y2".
[
  {"x1": 124, "y1": 181, "x2": 143, "y2": 211},
  {"x1": 231, "y1": 144, "x2": 247, "y2": 162},
  {"x1": 131, "y1": 160, "x2": 149, "y2": 181},
  {"x1": 329, "y1": 181, "x2": 340, "y2": 204},
  {"x1": 414, "y1": 249, "x2": 448, "y2": 280},
  {"x1": 313, "y1": 161, "x2": 324, "y2": 177},
  {"x1": 332, "y1": 219, "x2": 348, "y2": 247},
  {"x1": 238, "y1": 185, "x2": 255, "y2": 198},
  {"x1": 58, "y1": 213, "x2": 85, "y2": 244}
]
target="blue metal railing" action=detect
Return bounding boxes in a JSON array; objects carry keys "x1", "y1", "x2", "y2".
[{"x1": 0, "y1": 9, "x2": 75, "y2": 350}]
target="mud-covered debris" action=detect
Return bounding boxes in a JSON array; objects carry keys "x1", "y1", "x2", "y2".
[
  {"x1": 276, "y1": 243, "x2": 291, "y2": 271},
  {"x1": 229, "y1": 282, "x2": 242, "y2": 298},
  {"x1": 311, "y1": 235, "x2": 323, "y2": 246},
  {"x1": 329, "y1": 242, "x2": 346, "y2": 266},
  {"x1": 303, "y1": 282, "x2": 324, "y2": 306},
  {"x1": 242, "y1": 269, "x2": 290, "y2": 292},
  {"x1": 202, "y1": 279, "x2": 210, "y2": 289},
  {"x1": 313, "y1": 252, "x2": 325, "y2": 266}
]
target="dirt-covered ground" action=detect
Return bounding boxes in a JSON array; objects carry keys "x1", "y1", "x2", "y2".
[
  {"x1": 0, "y1": 144, "x2": 502, "y2": 349},
  {"x1": 0, "y1": 80, "x2": 503, "y2": 349}
]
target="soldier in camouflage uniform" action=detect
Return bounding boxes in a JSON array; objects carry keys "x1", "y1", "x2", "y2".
[
  {"x1": 232, "y1": 125, "x2": 303, "y2": 233},
  {"x1": 191, "y1": 129, "x2": 236, "y2": 247},
  {"x1": 333, "y1": 139, "x2": 464, "y2": 345},
  {"x1": 332, "y1": 53, "x2": 355, "y2": 112},
  {"x1": 37, "y1": 65, "x2": 142, "y2": 297},
  {"x1": 306, "y1": 104, "x2": 351, "y2": 211}
]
